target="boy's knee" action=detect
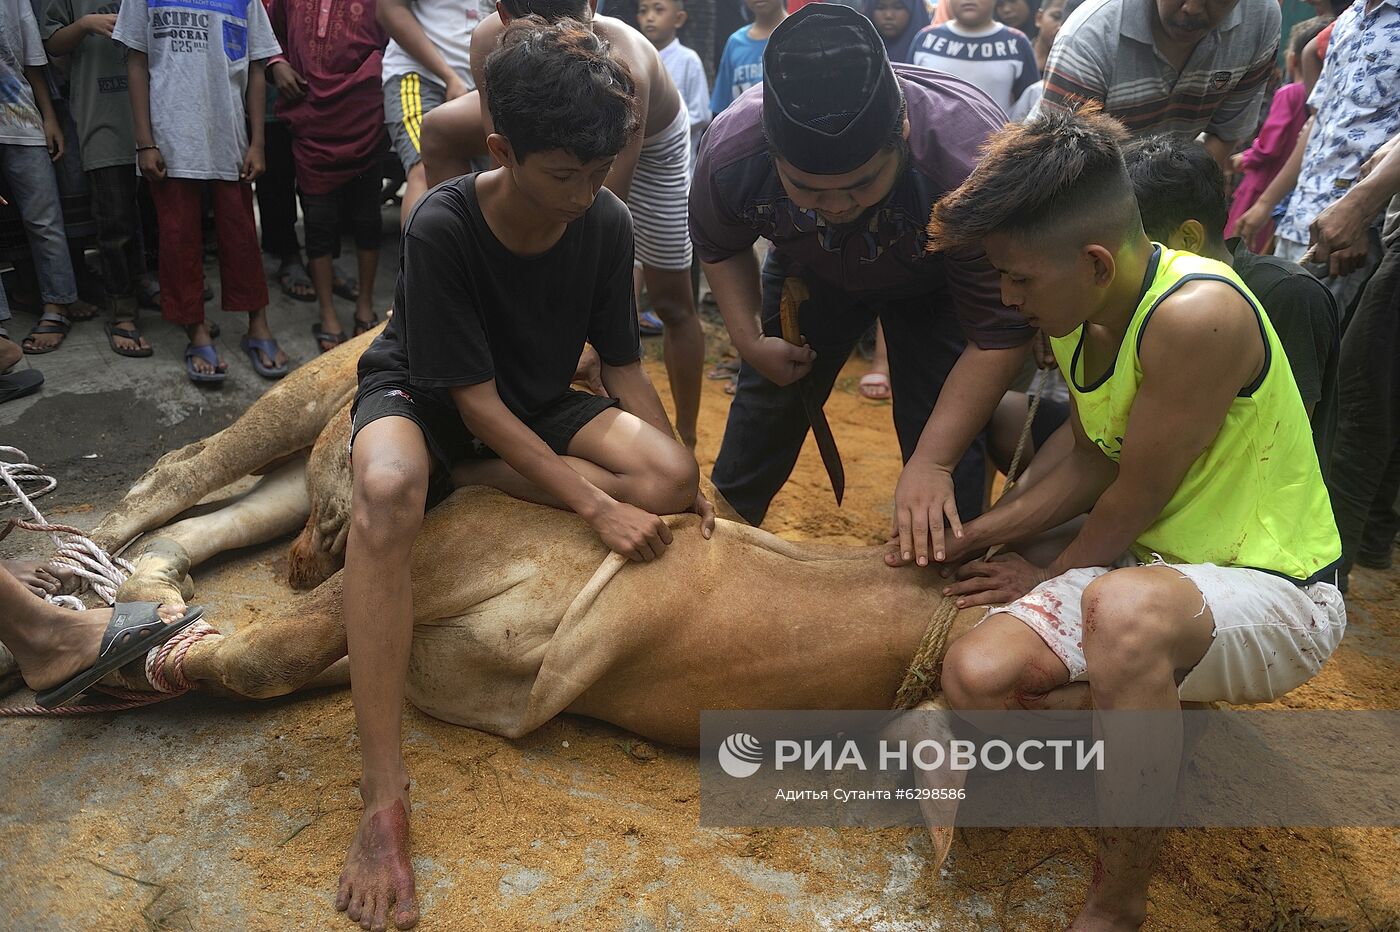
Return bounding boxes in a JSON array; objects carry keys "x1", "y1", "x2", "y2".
[
  {"x1": 642, "y1": 440, "x2": 700, "y2": 515},
  {"x1": 352, "y1": 458, "x2": 427, "y2": 544}
]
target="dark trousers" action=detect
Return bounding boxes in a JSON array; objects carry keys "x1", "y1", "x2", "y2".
[
  {"x1": 257, "y1": 120, "x2": 300, "y2": 257},
  {"x1": 1328, "y1": 239, "x2": 1400, "y2": 581},
  {"x1": 712, "y1": 252, "x2": 987, "y2": 526},
  {"x1": 87, "y1": 165, "x2": 143, "y2": 311}
]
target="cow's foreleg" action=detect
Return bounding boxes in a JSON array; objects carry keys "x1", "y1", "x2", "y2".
[{"x1": 178, "y1": 573, "x2": 348, "y2": 700}]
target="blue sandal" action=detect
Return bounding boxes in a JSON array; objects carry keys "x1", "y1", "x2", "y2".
[
  {"x1": 184, "y1": 342, "x2": 227, "y2": 384},
  {"x1": 638, "y1": 309, "x2": 664, "y2": 336},
  {"x1": 240, "y1": 335, "x2": 289, "y2": 379}
]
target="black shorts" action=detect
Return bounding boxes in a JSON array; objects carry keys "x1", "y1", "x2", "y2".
[
  {"x1": 349, "y1": 376, "x2": 620, "y2": 507},
  {"x1": 299, "y1": 172, "x2": 383, "y2": 260}
]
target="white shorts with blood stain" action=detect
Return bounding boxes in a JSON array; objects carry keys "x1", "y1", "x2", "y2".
[{"x1": 987, "y1": 562, "x2": 1346, "y2": 705}]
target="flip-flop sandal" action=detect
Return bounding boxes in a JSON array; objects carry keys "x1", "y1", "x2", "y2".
[
  {"x1": 859, "y1": 372, "x2": 892, "y2": 400},
  {"x1": 638, "y1": 309, "x2": 664, "y2": 336},
  {"x1": 277, "y1": 261, "x2": 316, "y2": 303},
  {"x1": 241, "y1": 335, "x2": 290, "y2": 379},
  {"x1": 35, "y1": 602, "x2": 205, "y2": 709},
  {"x1": 707, "y1": 357, "x2": 741, "y2": 380},
  {"x1": 0, "y1": 369, "x2": 44, "y2": 404},
  {"x1": 311, "y1": 322, "x2": 347, "y2": 354},
  {"x1": 21, "y1": 314, "x2": 71, "y2": 355},
  {"x1": 352, "y1": 312, "x2": 380, "y2": 337},
  {"x1": 332, "y1": 260, "x2": 360, "y2": 301},
  {"x1": 105, "y1": 321, "x2": 154, "y2": 358},
  {"x1": 723, "y1": 373, "x2": 739, "y2": 396},
  {"x1": 185, "y1": 342, "x2": 228, "y2": 383}
]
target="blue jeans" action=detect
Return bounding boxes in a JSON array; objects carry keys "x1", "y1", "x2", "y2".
[
  {"x1": 0, "y1": 143, "x2": 78, "y2": 306},
  {"x1": 711, "y1": 251, "x2": 989, "y2": 526}
]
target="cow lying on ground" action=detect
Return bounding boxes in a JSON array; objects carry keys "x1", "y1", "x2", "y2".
[{"x1": 6, "y1": 328, "x2": 982, "y2": 745}]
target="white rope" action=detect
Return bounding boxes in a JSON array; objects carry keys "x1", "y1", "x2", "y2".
[{"x1": 0, "y1": 445, "x2": 133, "y2": 608}]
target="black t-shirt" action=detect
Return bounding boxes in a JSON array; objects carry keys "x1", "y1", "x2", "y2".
[
  {"x1": 1229, "y1": 238, "x2": 1339, "y2": 476},
  {"x1": 358, "y1": 173, "x2": 641, "y2": 420}
]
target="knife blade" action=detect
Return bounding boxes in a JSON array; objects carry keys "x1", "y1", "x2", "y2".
[{"x1": 779, "y1": 277, "x2": 846, "y2": 506}]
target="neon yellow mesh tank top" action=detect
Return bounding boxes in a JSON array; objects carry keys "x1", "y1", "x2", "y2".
[{"x1": 1049, "y1": 246, "x2": 1340, "y2": 581}]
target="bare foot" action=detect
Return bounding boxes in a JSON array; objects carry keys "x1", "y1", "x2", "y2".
[
  {"x1": 337, "y1": 797, "x2": 419, "y2": 930},
  {"x1": 4, "y1": 598, "x2": 189, "y2": 693},
  {"x1": 1, "y1": 559, "x2": 74, "y2": 598}
]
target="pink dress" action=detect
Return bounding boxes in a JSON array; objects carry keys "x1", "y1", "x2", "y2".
[{"x1": 1227, "y1": 82, "x2": 1308, "y2": 253}]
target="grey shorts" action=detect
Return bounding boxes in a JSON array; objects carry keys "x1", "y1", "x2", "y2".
[{"x1": 383, "y1": 73, "x2": 447, "y2": 172}]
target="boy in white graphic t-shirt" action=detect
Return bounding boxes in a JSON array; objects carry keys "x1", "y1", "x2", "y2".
[{"x1": 911, "y1": 0, "x2": 1038, "y2": 115}]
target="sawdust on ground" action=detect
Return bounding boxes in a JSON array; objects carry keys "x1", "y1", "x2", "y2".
[{"x1": 11, "y1": 347, "x2": 1400, "y2": 930}]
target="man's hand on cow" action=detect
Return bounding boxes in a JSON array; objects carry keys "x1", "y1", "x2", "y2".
[
  {"x1": 591, "y1": 500, "x2": 673, "y2": 561},
  {"x1": 885, "y1": 462, "x2": 962, "y2": 568},
  {"x1": 690, "y1": 490, "x2": 716, "y2": 539},
  {"x1": 942, "y1": 552, "x2": 1048, "y2": 608},
  {"x1": 744, "y1": 334, "x2": 815, "y2": 387}
]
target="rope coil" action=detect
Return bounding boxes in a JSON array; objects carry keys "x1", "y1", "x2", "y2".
[{"x1": 0, "y1": 446, "x2": 213, "y2": 716}]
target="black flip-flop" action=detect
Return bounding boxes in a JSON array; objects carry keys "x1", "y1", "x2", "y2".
[
  {"x1": 21, "y1": 314, "x2": 71, "y2": 355},
  {"x1": 35, "y1": 602, "x2": 205, "y2": 709},
  {"x1": 105, "y1": 322, "x2": 154, "y2": 358},
  {"x1": 0, "y1": 369, "x2": 43, "y2": 404},
  {"x1": 352, "y1": 312, "x2": 379, "y2": 337},
  {"x1": 311, "y1": 321, "x2": 347, "y2": 354}
]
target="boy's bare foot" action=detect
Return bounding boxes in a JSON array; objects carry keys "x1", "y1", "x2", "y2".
[
  {"x1": 4, "y1": 595, "x2": 189, "y2": 693},
  {"x1": 337, "y1": 794, "x2": 419, "y2": 930},
  {"x1": 1, "y1": 560, "x2": 75, "y2": 598}
]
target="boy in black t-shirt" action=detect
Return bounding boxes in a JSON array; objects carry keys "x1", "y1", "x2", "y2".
[{"x1": 336, "y1": 20, "x2": 712, "y2": 932}]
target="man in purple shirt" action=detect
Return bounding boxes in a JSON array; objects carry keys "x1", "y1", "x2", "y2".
[{"x1": 692, "y1": 4, "x2": 1032, "y2": 564}]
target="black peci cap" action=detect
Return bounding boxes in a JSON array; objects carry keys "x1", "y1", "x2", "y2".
[{"x1": 762, "y1": 4, "x2": 904, "y2": 175}]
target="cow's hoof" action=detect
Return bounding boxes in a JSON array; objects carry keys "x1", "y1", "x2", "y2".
[{"x1": 118, "y1": 539, "x2": 195, "y2": 604}]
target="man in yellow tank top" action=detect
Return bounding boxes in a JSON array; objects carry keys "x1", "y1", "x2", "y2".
[{"x1": 901, "y1": 107, "x2": 1346, "y2": 931}]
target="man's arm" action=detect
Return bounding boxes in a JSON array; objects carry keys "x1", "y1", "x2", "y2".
[
  {"x1": 378, "y1": 0, "x2": 468, "y2": 98},
  {"x1": 887, "y1": 341, "x2": 1029, "y2": 567},
  {"x1": 702, "y1": 252, "x2": 815, "y2": 386},
  {"x1": 600, "y1": 361, "x2": 674, "y2": 439},
  {"x1": 126, "y1": 50, "x2": 165, "y2": 180},
  {"x1": 45, "y1": 12, "x2": 116, "y2": 57},
  {"x1": 240, "y1": 61, "x2": 267, "y2": 180},
  {"x1": 23, "y1": 66, "x2": 63, "y2": 161},
  {"x1": 1307, "y1": 131, "x2": 1400, "y2": 276},
  {"x1": 449, "y1": 382, "x2": 672, "y2": 560}
]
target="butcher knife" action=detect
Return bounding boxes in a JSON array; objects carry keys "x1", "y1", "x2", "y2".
[{"x1": 779, "y1": 277, "x2": 846, "y2": 506}]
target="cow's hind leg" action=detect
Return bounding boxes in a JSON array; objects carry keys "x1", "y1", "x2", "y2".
[{"x1": 88, "y1": 331, "x2": 371, "y2": 553}]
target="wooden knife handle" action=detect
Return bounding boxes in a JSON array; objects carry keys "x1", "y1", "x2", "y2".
[{"x1": 779, "y1": 277, "x2": 809, "y2": 346}]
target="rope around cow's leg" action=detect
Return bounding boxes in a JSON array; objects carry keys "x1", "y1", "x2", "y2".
[
  {"x1": 892, "y1": 369, "x2": 1050, "y2": 710},
  {"x1": 0, "y1": 446, "x2": 217, "y2": 716},
  {"x1": 0, "y1": 621, "x2": 218, "y2": 717}
]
